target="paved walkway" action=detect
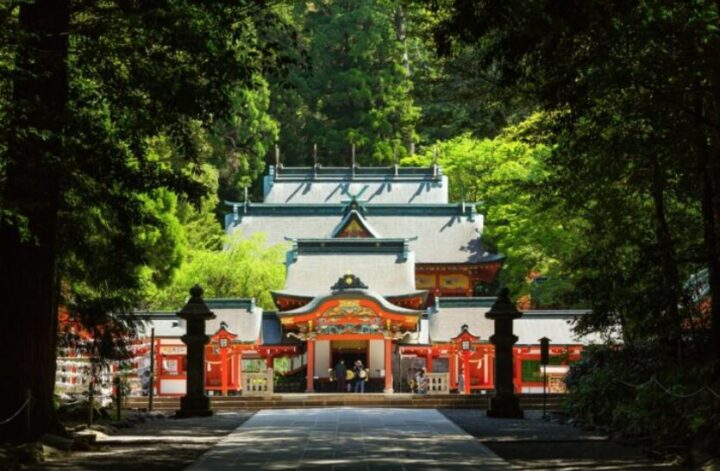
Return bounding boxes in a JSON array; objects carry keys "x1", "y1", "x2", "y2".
[{"x1": 186, "y1": 408, "x2": 510, "y2": 470}]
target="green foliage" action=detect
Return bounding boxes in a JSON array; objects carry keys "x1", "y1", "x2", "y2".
[
  {"x1": 404, "y1": 4, "x2": 529, "y2": 144},
  {"x1": 0, "y1": 1, "x2": 284, "y2": 441},
  {"x1": 435, "y1": 1, "x2": 720, "y2": 456},
  {"x1": 209, "y1": 75, "x2": 279, "y2": 204},
  {"x1": 402, "y1": 115, "x2": 584, "y2": 305},
  {"x1": 147, "y1": 233, "x2": 286, "y2": 311},
  {"x1": 565, "y1": 345, "x2": 720, "y2": 457},
  {"x1": 174, "y1": 164, "x2": 225, "y2": 252},
  {"x1": 437, "y1": 0, "x2": 716, "y2": 342},
  {"x1": 269, "y1": 0, "x2": 419, "y2": 165}
]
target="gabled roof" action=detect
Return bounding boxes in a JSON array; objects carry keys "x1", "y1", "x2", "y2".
[
  {"x1": 330, "y1": 209, "x2": 380, "y2": 238},
  {"x1": 206, "y1": 302, "x2": 263, "y2": 344},
  {"x1": 227, "y1": 204, "x2": 501, "y2": 264},
  {"x1": 134, "y1": 312, "x2": 185, "y2": 338},
  {"x1": 428, "y1": 304, "x2": 603, "y2": 345},
  {"x1": 428, "y1": 306, "x2": 495, "y2": 344},
  {"x1": 131, "y1": 299, "x2": 263, "y2": 343},
  {"x1": 277, "y1": 290, "x2": 424, "y2": 317}
]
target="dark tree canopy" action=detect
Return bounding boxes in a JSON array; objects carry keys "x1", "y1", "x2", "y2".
[
  {"x1": 0, "y1": 0, "x2": 274, "y2": 442},
  {"x1": 437, "y1": 0, "x2": 720, "y2": 363}
]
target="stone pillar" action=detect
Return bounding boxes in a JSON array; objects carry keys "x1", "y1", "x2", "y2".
[
  {"x1": 306, "y1": 339, "x2": 315, "y2": 392},
  {"x1": 383, "y1": 338, "x2": 393, "y2": 393},
  {"x1": 485, "y1": 288, "x2": 524, "y2": 418},
  {"x1": 176, "y1": 285, "x2": 216, "y2": 418}
]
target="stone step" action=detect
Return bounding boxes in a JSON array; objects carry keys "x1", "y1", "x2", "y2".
[{"x1": 124, "y1": 394, "x2": 565, "y2": 411}]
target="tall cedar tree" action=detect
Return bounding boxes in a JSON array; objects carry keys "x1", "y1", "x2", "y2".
[
  {"x1": 270, "y1": 0, "x2": 418, "y2": 165},
  {"x1": 436, "y1": 1, "x2": 720, "y2": 366},
  {"x1": 0, "y1": 0, "x2": 268, "y2": 442}
]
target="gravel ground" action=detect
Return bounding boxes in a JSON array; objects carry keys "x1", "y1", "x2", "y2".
[
  {"x1": 440, "y1": 409, "x2": 683, "y2": 470},
  {"x1": 34, "y1": 411, "x2": 254, "y2": 471}
]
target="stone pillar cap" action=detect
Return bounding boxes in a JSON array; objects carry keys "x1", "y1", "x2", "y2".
[
  {"x1": 485, "y1": 288, "x2": 523, "y2": 320},
  {"x1": 177, "y1": 284, "x2": 216, "y2": 321}
]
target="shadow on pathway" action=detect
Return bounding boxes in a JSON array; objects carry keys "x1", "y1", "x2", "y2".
[
  {"x1": 440, "y1": 409, "x2": 682, "y2": 470},
  {"x1": 35, "y1": 412, "x2": 254, "y2": 471}
]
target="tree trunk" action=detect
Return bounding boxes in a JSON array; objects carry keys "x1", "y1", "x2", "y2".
[
  {"x1": 648, "y1": 154, "x2": 683, "y2": 360},
  {"x1": 0, "y1": 0, "x2": 69, "y2": 443},
  {"x1": 705, "y1": 101, "x2": 720, "y2": 370}
]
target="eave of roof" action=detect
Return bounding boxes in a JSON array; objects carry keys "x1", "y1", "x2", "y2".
[
  {"x1": 205, "y1": 298, "x2": 256, "y2": 311},
  {"x1": 435, "y1": 297, "x2": 497, "y2": 309},
  {"x1": 416, "y1": 254, "x2": 507, "y2": 266},
  {"x1": 290, "y1": 238, "x2": 411, "y2": 255},
  {"x1": 225, "y1": 202, "x2": 478, "y2": 219},
  {"x1": 277, "y1": 290, "x2": 425, "y2": 317},
  {"x1": 522, "y1": 309, "x2": 591, "y2": 319}
]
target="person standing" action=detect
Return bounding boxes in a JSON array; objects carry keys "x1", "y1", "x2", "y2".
[
  {"x1": 353, "y1": 360, "x2": 366, "y2": 393},
  {"x1": 334, "y1": 359, "x2": 347, "y2": 393},
  {"x1": 415, "y1": 367, "x2": 429, "y2": 394}
]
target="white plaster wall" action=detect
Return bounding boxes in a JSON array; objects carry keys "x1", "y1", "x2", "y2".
[
  {"x1": 314, "y1": 340, "x2": 331, "y2": 378},
  {"x1": 160, "y1": 379, "x2": 186, "y2": 395},
  {"x1": 368, "y1": 340, "x2": 385, "y2": 378}
]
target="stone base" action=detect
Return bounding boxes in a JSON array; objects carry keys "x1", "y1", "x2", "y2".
[
  {"x1": 175, "y1": 395, "x2": 213, "y2": 418},
  {"x1": 487, "y1": 395, "x2": 524, "y2": 419},
  {"x1": 383, "y1": 388, "x2": 394, "y2": 393}
]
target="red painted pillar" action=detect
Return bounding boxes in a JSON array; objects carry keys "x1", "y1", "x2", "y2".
[
  {"x1": 384, "y1": 338, "x2": 393, "y2": 393},
  {"x1": 228, "y1": 351, "x2": 235, "y2": 390},
  {"x1": 489, "y1": 348, "x2": 495, "y2": 389},
  {"x1": 425, "y1": 350, "x2": 433, "y2": 372},
  {"x1": 155, "y1": 348, "x2": 163, "y2": 396},
  {"x1": 462, "y1": 352, "x2": 471, "y2": 395},
  {"x1": 220, "y1": 347, "x2": 228, "y2": 396},
  {"x1": 306, "y1": 340, "x2": 315, "y2": 392},
  {"x1": 266, "y1": 354, "x2": 274, "y2": 369},
  {"x1": 237, "y1": 350, "x2": 244, "y2": 392},
  {"x1": 513, "y1": 348, "x2": 523, "y2": 394},
  {"x1": 449, "y1": 350, "x2": 458, "y2": 391}
]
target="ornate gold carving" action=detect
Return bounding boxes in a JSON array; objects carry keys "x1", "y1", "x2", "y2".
[
  {"x1": 338, "y1": 300, "x2": 360, "y2": 308},
  {"x1": 416, "y1": 274, "x2": 436, "y2": 289},
  {"x1": 440, "y1": 274, "x2": 470, "y2": 289}
]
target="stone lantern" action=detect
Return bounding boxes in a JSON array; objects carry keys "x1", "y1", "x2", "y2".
[
  {"x1": 485, "y1": 288, "x2": 524, "y2": 418},
  {"x1": 176, "y1": 285, "x2": 216, "y2": 418}
]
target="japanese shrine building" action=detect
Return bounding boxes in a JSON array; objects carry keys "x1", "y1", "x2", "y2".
[{"x1": 135, "y1": 165, "x2": 600, "y2": 396}]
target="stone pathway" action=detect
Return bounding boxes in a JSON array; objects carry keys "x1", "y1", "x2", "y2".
[{"x1": 186, "y1": 407, "x2": 510, "y2": 471}]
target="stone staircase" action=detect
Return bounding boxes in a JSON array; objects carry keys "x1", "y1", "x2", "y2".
[{"x1": 124, "y1": 393, "x2": 566, "y2": 412}]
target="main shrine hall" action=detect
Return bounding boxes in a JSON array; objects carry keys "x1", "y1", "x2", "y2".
[{"x1": 124, "y1": 165, "x2": 599, "y2": 398}]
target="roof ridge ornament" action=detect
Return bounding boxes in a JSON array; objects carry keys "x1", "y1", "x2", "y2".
[{"x1": 331, "y1": 272, "x2": 369, "y2": 291}]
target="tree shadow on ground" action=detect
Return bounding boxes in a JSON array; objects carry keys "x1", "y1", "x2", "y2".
[
  {"x1": 440, "y1": 409, "x2": 681, "y2": 470},
  {"x1": 34, "y1": 412, "x2": 254, "y2": 471}
]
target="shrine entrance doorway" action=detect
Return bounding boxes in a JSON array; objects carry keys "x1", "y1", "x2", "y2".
[{"x1": 332, "y1": 340, "x2": 368, "y2": 374}]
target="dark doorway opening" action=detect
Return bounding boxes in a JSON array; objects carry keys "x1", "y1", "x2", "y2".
[{"x1": 330, "y1": 340, "x2": 368, "y2": 393}]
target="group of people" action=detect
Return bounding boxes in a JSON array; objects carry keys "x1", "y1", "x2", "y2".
[{"x1": 333, "y1": 359, "x2": 368, "y2": 393}]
